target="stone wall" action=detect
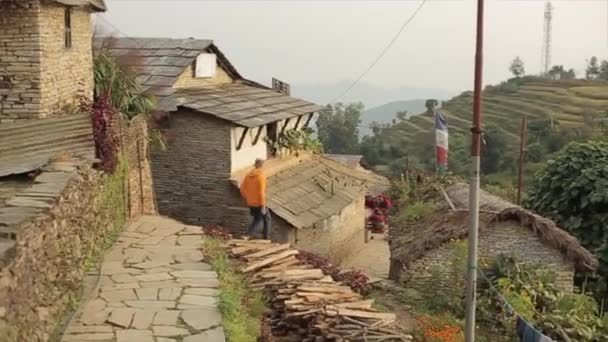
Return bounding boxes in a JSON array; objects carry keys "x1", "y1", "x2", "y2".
[
  {"x1": 278, "y1": 196, "x2": 367, "y2": 263},
  {"x1": 0, "y1": 163, "x2": 127, "y2": 341},
  {"x1": 39, "y1": 2, "x2": 94, "y2": 116},
  {"x1": 0, "y1": 0, "x2": 42, "y2": 121},
  {"x1": 0, "y1": 0, "x2": 93, "y2": 121},
  {"x1": 151, "y1": 111, "x2": 244, "y2": 228},
  {"x1": 117, "y1": 115, "x2": 157, "y2": 217},
  {"x1": 173, "y1": 61, "x2": 233, "y2": 88},
  {"x1": 401, "y1": 221, "x2": 575, "y2": 293}
]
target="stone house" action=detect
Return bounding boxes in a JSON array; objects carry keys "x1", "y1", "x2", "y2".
[
  {"x1": 388, "y1": 183, "x2": 597, "y2": 292},
  {"x1": 97, "y1": 37, "x2": 387, "y2": 260},
  {"x1": 0, "y1": 0, "x2": 106, "y2": 122},
  {"x1": 231, "y1": 153, "x2": 386, "y2": 261}
]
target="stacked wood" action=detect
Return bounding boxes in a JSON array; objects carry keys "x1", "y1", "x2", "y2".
[{"x1": 227, "y1": 239, "x2": 412, "y2": 341}]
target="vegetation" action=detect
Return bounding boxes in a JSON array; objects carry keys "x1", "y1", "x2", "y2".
[
  {"x1": 316, "y1": 102, "x2": 362, "y2": 154},
  {"x1": 269, "y1": 127, "x2": 323, "y2": 154},
  {"x1": 202, "y1": 238, "x2": 266, "y2": 342},
  {"x1": 509, "y1": 57, "x2": 525, "y2": 78},
  {"x1": 478, "y1": 255, "x2": 608, "y2": 341},
  {"x1": 525, "y1": 141, "x2": 608, "y2": 299},
  {"x1": 93, "y1": 52, "x2": 156, "y2": 120}
]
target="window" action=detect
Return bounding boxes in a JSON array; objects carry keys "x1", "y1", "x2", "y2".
[{"x1": 64, "y1": 8, "x2": 72, "y2": 49}]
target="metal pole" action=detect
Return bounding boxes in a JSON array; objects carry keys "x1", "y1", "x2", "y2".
[
  {"x1": 517, "y1": 116, "x2": 528, "y2": 205},
  {"x1": 465, "y1": 0, "x2": 485, "y2": 341}
]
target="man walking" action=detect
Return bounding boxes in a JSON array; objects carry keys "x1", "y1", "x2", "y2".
[{"x1": 240, "y1": 158, "x2": 271, "y2": 239}]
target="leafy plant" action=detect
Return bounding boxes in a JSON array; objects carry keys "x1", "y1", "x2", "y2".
[
  {"x1": 478, "y1": 255, "x2": 607, "y2": 341},
  {"x1": 268, "y1": 128, "x2": 323, "y2": 154},
  {"x1": 524, "y1": 141, "x2": 608, "y2": 276}
]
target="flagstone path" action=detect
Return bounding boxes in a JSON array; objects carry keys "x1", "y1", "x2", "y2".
[{"x1": 62, "y1": 215, "x2": 225, "y2": 342}]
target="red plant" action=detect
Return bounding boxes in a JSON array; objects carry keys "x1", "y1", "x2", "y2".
[
  {"x1": 202, "y1": 224, "x2": 232, "y2": 240},
  {"x1": 86, "y1": 94, "x2": 118, "y2": 172},
  {"x1": 415, "y1": 314, "x2": 464, "y2": 342},
  {"x1": 296, "y1": 250, "x2": 371, "y2": 295}
]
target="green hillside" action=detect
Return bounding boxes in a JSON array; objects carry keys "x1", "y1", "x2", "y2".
[
  {"x1": 360, "y1": 77, "x2": 608, "y2": 179},
  {"x1": 439, "y1": 79, "x2": 608, "y2": 137}
]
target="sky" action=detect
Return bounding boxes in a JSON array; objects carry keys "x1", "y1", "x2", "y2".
[{"x1": 99, "y1": 0, "x2": 608, "y2": 103}]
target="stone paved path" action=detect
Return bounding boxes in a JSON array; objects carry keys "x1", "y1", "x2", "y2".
[
  {"x1": 62, "y1": 215, "x2": 226, "y2": 342},
  {"x1": 341, "y1": 233, "x2": 390, "y2": 280}
]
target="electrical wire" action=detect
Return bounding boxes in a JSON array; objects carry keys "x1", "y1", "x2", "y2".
[{"x1": 327, "y1": 0, "x2": 428, "y2": 104}]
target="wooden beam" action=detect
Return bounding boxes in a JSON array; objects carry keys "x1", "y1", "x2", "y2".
[
  {"x1": 280, "y1": 118, "x2": 291, "y2": 135},
  {"x1": 236, "y1": 127, "x2": 249, "y2": 150},
  {"x1": 304, "y1": 113, "x2": 315, "y2": 128},
  {"x1": 252, "y1": 126, "x2": 263, "y2": 145},
  {"x1": 293, "y1": 115, "x2": 303, "y2": 130}
]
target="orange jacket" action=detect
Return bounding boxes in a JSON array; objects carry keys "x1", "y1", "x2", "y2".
[{"x1": 240, "y1": 168, "x2": 266, "y2": 207}]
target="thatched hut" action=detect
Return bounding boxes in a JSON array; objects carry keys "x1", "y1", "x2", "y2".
[{"x1": 388, "y1": 183, "x2": 597, "y2": 292}]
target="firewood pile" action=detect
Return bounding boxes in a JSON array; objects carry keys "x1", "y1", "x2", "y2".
[{"x1": 228, "y1": 239, "x2": 412, "y2": 341}]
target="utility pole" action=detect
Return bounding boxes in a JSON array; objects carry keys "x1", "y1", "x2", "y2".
[
  {"x1": 517, "y1": 116, "x2": 528, "y2": 205},
  {"x1": 465, "y1": 0, "x2": 485, "y2": 341}
]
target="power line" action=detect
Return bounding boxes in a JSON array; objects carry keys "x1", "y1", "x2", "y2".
[{"x1": 327, "y1": 0, "x2": 427, "y2": 105}]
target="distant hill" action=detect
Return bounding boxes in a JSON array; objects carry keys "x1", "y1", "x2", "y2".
[
  {"x1": 360, "y1": 99, "x2": 427, "y2": 136},
  {"x1": 292, "y1": 81, "x2": 455, "y2": 108},
  {"x1": 395, "y1": 78, "x2": 608, "y2": 145}
]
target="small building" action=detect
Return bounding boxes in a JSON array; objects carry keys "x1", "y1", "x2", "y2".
[
  {"x1": 0, "y1": 0, "x2": 106, "y2": 122},
  {"x1": 231, "y1": 153, "x2": 386, "y2": 261},
  {"x1": 97, "y1": 37, "x2": 387, "y2": 260},
  {"x1": 389, "y1": 183, "x2": 597, "y2": 292}
]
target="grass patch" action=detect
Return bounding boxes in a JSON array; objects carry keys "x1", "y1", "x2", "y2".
[{"x1": 202, "y1": 239, "x2": 266, "y2": 342}]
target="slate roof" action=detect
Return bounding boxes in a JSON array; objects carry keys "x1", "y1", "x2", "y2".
[
  {"x1": 94, "y1": 37, "x2": 215, "y2": 111},
  {"x1": 233, "y1": 155, "x2": 388, "y2": 229},
  {"x1": 53, "y1": 0, "x2": 106, "y2": 11},
  {"x1": 95, "y1": 37, "x2": 323, "y2": 126},
  {"x1": 323, "y1": 154, "x2": 363, "y2": 169},
  {"x1": 175, "y1": 84, "x2": 323, "y2": 128},
  {"x1": 0, "y1": 114, "x2": 95, "y2": 177}
]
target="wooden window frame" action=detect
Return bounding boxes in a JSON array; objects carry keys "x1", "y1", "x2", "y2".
[{"x1": 64, "y1": 7, "x2": 72, "y2": 49}]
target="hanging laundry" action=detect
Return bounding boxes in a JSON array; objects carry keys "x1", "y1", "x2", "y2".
[{"x1": 515, "y1": 316, "x2": 556, "y2": 342}]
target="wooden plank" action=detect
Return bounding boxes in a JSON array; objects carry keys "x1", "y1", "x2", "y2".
[
  {"x1": 236, "y1": 127, "x2": 249, "y2": 151},
  {"x1": 244, "y1": 243, "x2": 291, "y2": 260},
  {"x1": 242, "y1": 249, "x2": 299, "y2": 273},
  {"x1": 325, "y1": 308, "x2": 396, "y2": 321}
]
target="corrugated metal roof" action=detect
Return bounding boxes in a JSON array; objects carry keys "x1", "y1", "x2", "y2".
[
  {"x1": 175, "y1": 83, "x2": 323, "y2": 127},
  {"x1": 0, "y1": 114, "x2": 95, "y2": 177},
  {"x1": 258, "y1": 156, "x2": 387, "y2": 229},
  {"x1": 94, "y1": 37, "x2": 215, "y2": 112}
]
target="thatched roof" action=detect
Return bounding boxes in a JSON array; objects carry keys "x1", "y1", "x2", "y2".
[{"x1": 389, "y1": 183, "x2": 598, "y2": 272}]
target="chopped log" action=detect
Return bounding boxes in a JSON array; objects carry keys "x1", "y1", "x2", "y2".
[
  {"x1": 333, "y1": 299, "x2": 375, "y2": 310},
  {"x1": 325, "y1": 308, "x2": 396, "y2": 322},
  {"x1": 243, "y1": 250, "x2": 299, "y2": 273}
]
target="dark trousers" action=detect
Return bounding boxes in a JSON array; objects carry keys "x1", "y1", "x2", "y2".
[{"x1": 248, "y1": 207, "x2": 271, "y2": 239}]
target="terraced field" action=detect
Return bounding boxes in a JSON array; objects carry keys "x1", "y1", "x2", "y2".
[{"x1": 402, "y1": 80, "x2": 608, "y2": 142}]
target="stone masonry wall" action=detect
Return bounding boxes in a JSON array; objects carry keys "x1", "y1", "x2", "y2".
[
  {"x1": 151, "y1": 111, "x2": 236, "y2": 227},
  {"x1": 39, "y1": 2, "x2": 94, "y2": 116},
  {"x1": 0, "y1": 0, "x2": 42, "y2": 122},
  {"x1": 402, "y1": 221, "x2": 575, "y2": 293},
  {"x1": 0, "y1": 164, "x2": 127, "y2": 341},
  {"x1": 173, "y1": 61, "x2": 233, "y2": 88},
  {"x1": 0, "y1": 0, "x2": 93, "y2": 121},
  {"x1": 117, "y1": 115, "x2": 157, "y2": 218},
  {"x1": 283, "y1": 196, "x2": 367, "y2": 264}
]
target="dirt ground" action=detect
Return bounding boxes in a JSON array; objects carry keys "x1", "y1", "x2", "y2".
[{"x1": 340, "y1": 233, "x2": 391, "y2": 279}]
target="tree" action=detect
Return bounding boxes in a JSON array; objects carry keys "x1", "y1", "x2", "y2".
[
  {"x1": 509, "y1": 56, "x2": 525, "y2": 78},
  {"x1": 316, "y1": 102, "x2": 362, "y2": 154},
  {"x1": 480, "y1": 124, "x2": 509, "y2": 174},
  {"x1": 599, "y1": 60, "x2": 608, "y2": 80},
  {"x1": 547, "y1": 65, "x2": 565, "y2": 80},
  {"x1": 586, "y1": 56, "x2": 600, "y2": 79},
  {"x1": 425, "y1": 99, "x2": 438, "y2": 114},
  {"x1": 396, "y1": 110, "x2": 408, "y2": 121},
  {"x1": 525, "y1": 141, "x2": 608, "y2": 275}
]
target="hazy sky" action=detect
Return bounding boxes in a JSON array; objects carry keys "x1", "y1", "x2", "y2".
[{"x1": 100, "y1": 0, "x2": 608, "y2": 101}]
